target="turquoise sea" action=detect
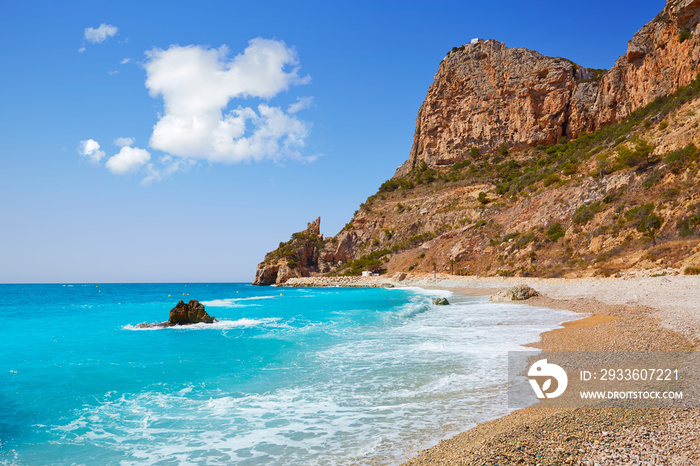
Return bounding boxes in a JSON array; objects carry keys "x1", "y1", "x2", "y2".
[{"x1": 0, "y1": 283, "x2": 578, "y2": 465}]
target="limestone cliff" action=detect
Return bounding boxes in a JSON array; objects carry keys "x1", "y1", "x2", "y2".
[
  {"x1": 395, "y1": 0, "x2": 700, "y2": 177},
  {"x1": 254, "y1": 0, "x2": 700, "y2": 284}
]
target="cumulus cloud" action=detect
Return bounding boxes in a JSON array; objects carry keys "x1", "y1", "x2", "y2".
[
  {"x1": 105, "y1": 146, "x2": 151, "y2": 175},
  {"x1": 78, "y1": 139, "x2": 106, "y2": 163},
  {"x1": 84, "y1": 24, "x2": 118, "y2": 44},
  {"x1": 144, "y1": 38, "x2": 313, "y2": 163},
  {"x1": 114, "y1": 136, "x2": 135, "y2": 147}
]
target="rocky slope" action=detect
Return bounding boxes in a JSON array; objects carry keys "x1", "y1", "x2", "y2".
[{"x1": 254, "y1": 0, "x2": 700, "y2": 284}]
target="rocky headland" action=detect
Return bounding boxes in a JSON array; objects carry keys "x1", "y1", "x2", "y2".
[{"x1": 254, "y1": 0, "x2": 700, "y2": 283}]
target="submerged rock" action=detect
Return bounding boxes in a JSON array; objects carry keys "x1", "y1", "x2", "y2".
[
  {"x1": 432, "y1": 297, "x2": 450, "y2": 305},
  {"x1": 134, "y1": 300, "x2": 216, "y2": 328},
  {"x1": 490, "y1": 285, "x2": 539, "y2": 302}
]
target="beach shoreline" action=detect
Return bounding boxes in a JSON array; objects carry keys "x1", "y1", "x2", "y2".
[
  {"x1": 283, "y1": 274, "x2": 700, "y2": 463},
  {"x1": 400, "y1": 275, "x2": 700, "y2": 465}
]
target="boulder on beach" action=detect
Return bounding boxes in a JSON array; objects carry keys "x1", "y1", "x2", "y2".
[
  {"x1": 168, "y1": 300, "x2": 215, "y2": 325},
  {"x1": 432, "y1": 297, "x2": 450, "y2": 305},
  {"x1": 489, "y1": 285, "x2": 539, "y2": 302}
]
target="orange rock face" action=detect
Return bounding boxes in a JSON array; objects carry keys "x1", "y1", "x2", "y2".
[{"x1": 395, "y1": 0, "x2": 700, "y2": 177}]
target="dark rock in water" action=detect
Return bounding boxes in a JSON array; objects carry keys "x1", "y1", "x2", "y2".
[
  {"x1": 168, "y1": 300, "x2": 215, "y2": 325},
  {"x1": 134, "y1": 300, "x2": 215, "y2": 328},
  {"x1": 432, "y1": 297, "x2": 450, "y2": 305}
]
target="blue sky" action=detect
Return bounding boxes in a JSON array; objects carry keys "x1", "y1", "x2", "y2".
[{"x1": 0, "y1": 0, "x2": 665, "y2": 283}]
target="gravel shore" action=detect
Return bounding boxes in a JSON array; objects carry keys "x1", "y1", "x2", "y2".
[{"x1": 396, "y1": 274, "x2": 700, "y2": 465}]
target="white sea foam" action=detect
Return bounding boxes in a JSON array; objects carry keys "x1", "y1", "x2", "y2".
[
  {"x1": 123, "y1": 317, "x2": 281, "y2": 331},
  {"x1": 201, "y1": 296, "x2": 277, "y2": 307},
  {"x1": 394, "y1": 286, "x2": 454, "y2": 298}
]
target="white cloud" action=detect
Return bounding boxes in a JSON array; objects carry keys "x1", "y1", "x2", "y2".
[
  {"x1": 114, "y1": 137, "x2": 134, "y2": 147},
  {"x1": 142, "y1": 155, "x2": 196, "y2": 185},
  {"x1": 84, "y1": 24, "x2": 118, "y2": 44},
  {"x1": 288, "y1": 96, "x2": 313, "y2": 114},
  {"x1": 78, "y1": 139, "x2": 106, "y2": 163},
  {"x1": 144, "y1": 38, "x2": 313, "y2": 163},
  {"x1": 105, "y1": 146, "x2": 150, "y2": 175},
  {"x1": 120, "y1": 58, "x2": 131, "y2": 65}
]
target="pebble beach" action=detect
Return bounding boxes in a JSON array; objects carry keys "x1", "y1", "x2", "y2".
[{"x1": 404, "y1": 274, "x2": 700, "y2": 465}]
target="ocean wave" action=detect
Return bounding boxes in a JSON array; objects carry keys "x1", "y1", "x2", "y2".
[
  {"x1": 200, "y1": 296, "x2": 277, "y2": 308},
  {"x1": 393, "y1": 286, "x2": 454, "y2": 298},
  {"x1": 123, "y1": 317, "x2": 281, "y2": 331}
]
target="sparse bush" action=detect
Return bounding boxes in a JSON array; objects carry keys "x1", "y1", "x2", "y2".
[
  {"x1": 679, "y1": 28, "x2": 692, "y2": 43},
  {"x1": 395, "y1": 202, "x2": 405, "y2": 213},
  {"x1": 470, "y1": 147, "x2": 481, "y2": 159},
  {"x1": 658, "y1": 120, "x2": 669, "y2": 130},
  {"x1": 543, "y1": 173, "x2": 561, "y2": 187},
  {"x1": 617, "y1": 136, "x2": 655, "y2": 168},
  {"x1": 545, "y1": 223, "x2": 565, "y2": 242},
  {"x1": 642, "y1": 169, "x2": 663, "y2": 188},
  {"x1": 514, "y1": 232, "x2": 535, "y2": 250},
  {"x1": 665, "y1": 143, "x2": 698, "y2": 174},
  {"x1": 625, "y1": 203, "x2": 655, "y2": 229},
  {"x1": 684, "y1": 266, "x2": 700, "y2": 275},
  {"x1": 573, "y1": 202, "x2": 601, "y2": 225},
  {"x1": 378, "y1": 178, "x2": 414, "y2": 193},
  {"x1": 477, "y1": 191, "x2": 490, "y2": 204}
]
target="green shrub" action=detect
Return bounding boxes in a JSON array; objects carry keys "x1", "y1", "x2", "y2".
[
  {"x1": 561, "y1": 161, "x2": 578, "y2": 176},
  {"x1": 573, "y1": 202, "x2": 601, "y2": 224},
  {"x1": 514, "y1": 232, "x2": 535, "y2": 250},
  {"x1": 617, "y1": 136, "x2": 655, "y2": 168},
  {"x1": 477, "y1": 192, "x2": 490, "y2": 204},
  {"x1": 625, "y1": 203, "x2": 655, "y2": 229},
  {"x1": 658, "y1": 120, "x2": 669, "y2": 130},
  {"x1": 640, "y1": 212, "x2": 663, "y2": 233},
  {"x1": 665, "y1": 143, "x2": 698, "y2": 173},
  {"x1": 470, "y1": 147, "x2": 481, "y2": 159},
  {"x1": 378, "y1": 178, "x2": 414, "y2": 193},
  {"x1": 679, "y1": 29, "x2": 692, "y2": 43},
  {"x1": 545, "y1": 223, "x2": 565, "y2": 242},
  {"x1": 395, "y1": 202, "x2": 405, "y2": 213},
  {"x1": 543, "y1": 173, "x2": 561, "y2": 187},
  {"x1": 677, "y1": 217, "x2": 697, "y2": 237}
]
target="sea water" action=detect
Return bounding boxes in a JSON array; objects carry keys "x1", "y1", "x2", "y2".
[{"x1": 0, "y1": 283, "x2": 579, "y2": 465}]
